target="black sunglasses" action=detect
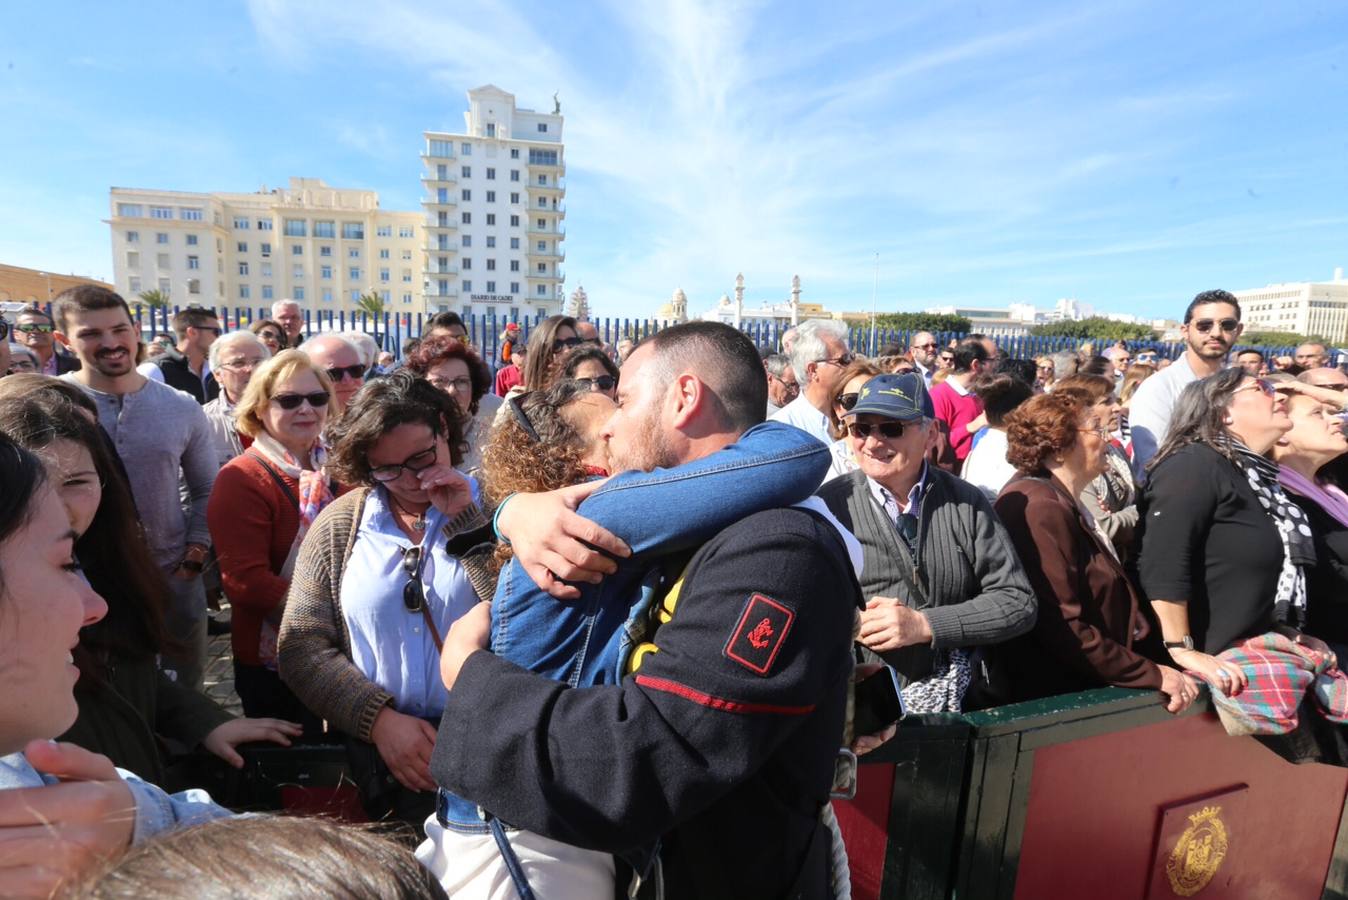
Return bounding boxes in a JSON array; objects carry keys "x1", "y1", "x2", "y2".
[
  {"x1": 835, "y1": 392, "x2": 859, "y2": 411},
  {"x1": 847, "y1": 421, "x2": 910, "y2": 439},
  {"x1": 403, "y1": 546, "x2": 425, "y2": 612},
  {"x1": 271, "y1": 391, "x2": 331, "y2": 410},
  {"x1": 552, "y1": 336, "x2": 583, "y2": 352},
  {"x1": 0, "y1": 320, "x2": 7, "y2": 340},
  {"x1": 508, "y1": 394, "x2": 541, "y2": 442},
  {"x1": 573, "y1": 375, "x2": 617, "y2": 393},
  {"x1": 193, "y1": 325, "x2": 221, "y2": 335},
  {"x1": 1192, "y1": 318, "x2": 1240, "y2": 334},
  {"x1": 326, "y1": 364, "x2": 368, "y2": 381}
]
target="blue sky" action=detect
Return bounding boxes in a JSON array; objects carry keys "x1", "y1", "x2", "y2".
[{"x1": 1, "y1": 1, "x2": 1345, "y2": 320}]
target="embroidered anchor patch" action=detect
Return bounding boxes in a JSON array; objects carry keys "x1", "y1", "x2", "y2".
[{"x1": 725, "y1": 593, "x2": 795, "y2": 675}]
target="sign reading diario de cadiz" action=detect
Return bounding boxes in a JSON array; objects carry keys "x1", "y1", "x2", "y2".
[{"x1": 469, "y1": 294, "x2": 517, "y2": 303}]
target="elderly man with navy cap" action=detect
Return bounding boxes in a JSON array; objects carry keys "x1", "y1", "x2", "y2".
[{"x1": 818, "y1": 373, "x2": 1035, "y2": 712}]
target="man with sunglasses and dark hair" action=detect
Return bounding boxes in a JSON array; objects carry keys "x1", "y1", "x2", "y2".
[
  {"x1": 928, "y1": 337, "x2": 991, "y2": 468},
  {"x1": 908, "y1": 331, "x2": 939, "y2": 385},
  {"x1": 1130, "y1": 289, "x2": 1243, "y2": 480},
  {"x1": 15, "y1": 305, "x2": 80, "y2": 375},
  {"x1": 818, "y1": 373, "x2": 1034, "y2": 708},
  {"x1": 144, "y1": 307, "x2": 221, "y2": 404}
]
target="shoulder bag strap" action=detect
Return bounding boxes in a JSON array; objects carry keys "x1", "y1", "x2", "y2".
[{"x1": 246, "y1": 449, "x2": 300, "y2": 510}]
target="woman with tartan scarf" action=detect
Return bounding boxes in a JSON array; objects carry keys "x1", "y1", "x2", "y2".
[
  {"x1": 208, "y1": 350, "x2": 345, "y2": 737},
  {"x1": 1138, "y1": 367, "x2": 1337, "y2": 697}
]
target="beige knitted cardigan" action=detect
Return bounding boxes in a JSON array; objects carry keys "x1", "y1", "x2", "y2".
[{"x1": 276, "y1": 487, "x2": 496, "y2": 742}]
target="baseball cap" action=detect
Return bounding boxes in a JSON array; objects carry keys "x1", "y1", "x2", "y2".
[
  {"x1": 844, "y1": 373, "x2": 934, "y2": 422},
  {"x1": 505, "y1": 322, "x2": 521, "y2": 333}
]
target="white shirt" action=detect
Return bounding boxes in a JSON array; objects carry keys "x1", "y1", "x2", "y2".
[
  {"x1": 961, "y1": 429, "x2": 1017, "y2": 502},
  {"x1": 1128, "y1": 353, "x2": 1200, "y2": 481},
  {"x1": 824, "y1": 438, "x2": 859, "y2": 484},
  {"x1": 769, "y1": 393, "x2": 832, "y2": 445}
]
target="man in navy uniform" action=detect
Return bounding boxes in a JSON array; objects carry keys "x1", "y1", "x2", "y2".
[{"x1": 434, "y1": 322, "x2": 864, "y2": 898}]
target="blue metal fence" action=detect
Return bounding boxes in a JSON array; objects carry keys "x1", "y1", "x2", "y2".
[{"x1": 46, "y1": 303, "x2": 1302, "y2": 367}]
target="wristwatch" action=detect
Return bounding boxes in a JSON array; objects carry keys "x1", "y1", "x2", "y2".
[{"x1": 1163, "y1": 636, "x2": 1195, "y2": 651}]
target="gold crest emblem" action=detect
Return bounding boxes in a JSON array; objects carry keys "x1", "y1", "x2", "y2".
[{"x1": 1166, "y1": 805, "x2": 1228, "y2": 897}]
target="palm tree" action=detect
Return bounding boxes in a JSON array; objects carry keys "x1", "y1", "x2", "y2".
[
  {"x1": 137, "y1": 289, "x2": 170, "y2": 310},
  {"x1": 355, "y1": 291, "x2": 385, "y2": 318}
]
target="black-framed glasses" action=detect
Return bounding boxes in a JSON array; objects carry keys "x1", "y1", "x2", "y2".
[
  {"x1": 508, "y1": 394, "x2": 541, "y2": 442},
  {"x1": 848, "y1": 421, "x2": 910, "y2": 440},
  {"x1": 552, "y1": 336, "x2": 582, "y2": 352},
  {"x1": 431, "y1": 375, "x2": 473, "y2": 393},
  {"x1": 769, "y1": 373, "x2": 800, "y2": 396},
  {"x1": 271, "y1": 391, "x2": 331, "y2": 410},
  {"x1": 219, "y1": 357, "x2": 264, "y2": 371},
  {"x1": 914, "y1": 342, "x2": 938, "y2": 350},
  {"x1": 835, "y1": 392, "x2": 860, "y2": 411},
  {"x1": 370, "y1": 445, "x2": 438, "y2": 483},
  {"x1": 14, "y1": 322, "x2": 53, "y2": 334},
  {"x1": 193, "y1": 325, "x2": 222, "y2": 336},
  {"x1": 326, "y1": 364, "x2": 368, "y2": 382},
  {"x1": 939, "y1": 354, "x2": 955, "y2": 364},
  {"x1": 402, "y1": 546, "x2": 425, "y2": 612},
  {"x1": 1192, "y1": 318, "x2": 1240, "y2": 334},
  {"x1": 573, "y1": 375, "x2": 617, "y2": 393}
]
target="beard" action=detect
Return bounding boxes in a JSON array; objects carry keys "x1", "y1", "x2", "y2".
[
  {"x1": 90, "y1": 346, "x2": 134, "y2": 376},
  {"x1": 610, "y1": 403, "x2": 679, "y2": 473},
  {"x1": 1188, "y1": 332, "x2": 1230, "y2": 360}
]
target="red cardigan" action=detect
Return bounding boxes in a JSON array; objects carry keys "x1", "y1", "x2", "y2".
[{"x1": 207, "y1": 453, "x2": 346, "y2": 666}]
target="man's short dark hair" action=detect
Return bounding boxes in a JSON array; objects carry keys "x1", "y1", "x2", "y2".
[
  {"x1": 951, "y1": 337, "x2": 990, "y2": 374},
  {"x1": 990, "y1": 356, "x2": 1037, "y2": 386},
  {"x1": 170, "y1": 307, "x2": 220, "y2": 341},
  {"x1": 17, "y1": 305, "x2": 53, "y2": 325},
  {"x1": 52, "y1": 285, "x2": 134, "y2": 333},
  {"x1": 1184, "y1": 289, "x2": 1242, "y2": 324},
  {"x1": 644, "y1": 322, "x2": 767, "y2": 433},
  {"x1": 1236, "y1": 349, "x2": 1264, "y2": 362},
  {"x1": 427, "y1": 312, "x2": 466, "y2": 333}
]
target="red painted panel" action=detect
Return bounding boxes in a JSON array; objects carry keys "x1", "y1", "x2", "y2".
[
  {"x1": 834, "y1": 763, "x2": 896, "y2": 900},
  {"x1": 1014, "y1": 711, "x2": 1348, "y2": 900}
]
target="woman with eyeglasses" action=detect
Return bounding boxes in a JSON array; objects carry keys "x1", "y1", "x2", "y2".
[
  {"x1": 202, "y1": 330, "x2": 271, "y2": 468},
  {"x1": 822, "y1": 359, "x2": 884, "y2": 481},
  {"x1": 250, "y1": 318, "x2": 286, "y2": 357},
  {"x1": 207, "y1": 350, "x2": 341, "y2": 737},
  {"x1": 1034, "y1": 356, "x2": 1054, "y2": 392},
  {"x1": 1138, "y1": 369, "x2": 1336, "y2": 693},
  {"x1": 6, "y1": 343, "x2": 38, "y2": 374},
  {"x1": 403, "y1": 336, "x2": 496, "y2": 477},
  {"x1": 277, "y1": 371, "x2": 495, "y2": 827},
  {"x1": 974, "y1": 392, "x2": 1198, "y2": 712},
  {"x1": 1052, "y1": 374, "x2": 1140, "y2": 561},
  {"x1": 559, "y1": 345, "x2": 621, "y2": 400}
]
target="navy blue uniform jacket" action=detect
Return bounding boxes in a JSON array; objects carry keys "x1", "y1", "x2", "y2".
[{"x1": 431, "y1": 506, "x2": 860, "y2": 899}]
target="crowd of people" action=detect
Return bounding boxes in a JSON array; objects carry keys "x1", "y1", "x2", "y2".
[{"x1": 3, "y1": 286, "x2": 1348, "y2": 897}]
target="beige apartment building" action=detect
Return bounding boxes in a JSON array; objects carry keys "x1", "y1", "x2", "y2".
[
  {"x1": 1235, "y1": 269, "x2": 1348, "y2": 343},
  {"x1": 107, "y1": 178, "x2": 423, "y2": 318},
  {"x1": 422, "y1": 85, "x2": 566, "y2": 321}
]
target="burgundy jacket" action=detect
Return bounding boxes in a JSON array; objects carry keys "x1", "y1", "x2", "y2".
[{"x1": 985, "y1": 476, "x2": 1163, "y2": 703}]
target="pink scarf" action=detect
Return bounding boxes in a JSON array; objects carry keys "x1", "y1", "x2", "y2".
[{"x1": 1279, "y1": 465, "x2": 1348, "y2": 530}]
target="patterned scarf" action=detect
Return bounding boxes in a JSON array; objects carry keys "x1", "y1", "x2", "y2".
[
  {"x1": 901, "y1": 649, "x2": 972, "y2": 713},
  {"x1": 1221, "y1": 438, "x2": 1316, "y2": 627}
]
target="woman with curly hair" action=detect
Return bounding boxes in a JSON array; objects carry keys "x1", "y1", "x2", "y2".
[
  {"x1": 977, "y1": 391, "x2": 1198, "y2": 712},
  {"x1": 403, "y1": 336, "x2": 496, "y2": 476}
]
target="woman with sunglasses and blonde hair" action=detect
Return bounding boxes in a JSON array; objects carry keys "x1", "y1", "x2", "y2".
[
  {"x1": 277, "y1": 371, "x2": 495, "y2": 827},
  {"x1": 207, "y1": 350, "x2": 342, "y2": 736}
]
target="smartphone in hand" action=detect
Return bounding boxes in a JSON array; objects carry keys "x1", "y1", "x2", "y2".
[{"x1": 853, "y1": 665, "x2": 907, "y2": 736}]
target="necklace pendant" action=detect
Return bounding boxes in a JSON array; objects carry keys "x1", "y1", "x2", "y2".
[{"x1": 412, "y1": 515, "x2": 427, "y2": 531}]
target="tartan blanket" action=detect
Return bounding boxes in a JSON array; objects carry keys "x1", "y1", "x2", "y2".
[{"x1": 1192, "y1": 632, "x2": 1348, "y2": 736}]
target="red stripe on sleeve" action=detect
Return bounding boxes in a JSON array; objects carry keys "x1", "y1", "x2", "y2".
[{"x1": 635, "y1": 674, "x2": 816, "y2": 716}]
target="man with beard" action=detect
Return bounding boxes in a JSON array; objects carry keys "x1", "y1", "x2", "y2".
[
  {"x1": 55, "y1": 286, "x2": 219, "y2": 690},
  {"x1": 909, "y1": 331, "x2": 940, "y2": 385},
  {"x1": 1129, "y1": 289, "x2": 1244, "y2": 480},
  {"x1": 427, "y1": 322, "x2": 868, "y2": 899}
]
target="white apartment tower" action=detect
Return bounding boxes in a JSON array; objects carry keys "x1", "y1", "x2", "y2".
[
  {"x1": 422, "y1": 85, "x2": 566, "y2": 322},
  {"x1": 1234, "y1": 269, "x2": 1348, "y2": 343},
  {"x1": 107, "y1": 178, "x2": 423, "y2": 316}
]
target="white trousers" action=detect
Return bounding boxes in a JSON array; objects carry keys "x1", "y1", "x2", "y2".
[{"x1": 417, "y1": 815, "x2": 615, "y2": 900}]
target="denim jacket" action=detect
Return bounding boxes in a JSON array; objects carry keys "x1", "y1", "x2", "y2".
[
  {"x1": 438, "y1": 422, "x2": 830, "y2": 832},
  {"x1": 0, "y1": 751, "x2": 232, "y2": 845}
]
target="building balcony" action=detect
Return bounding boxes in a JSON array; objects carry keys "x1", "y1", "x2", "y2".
[
  {"x1": 527, "y1": 270, "x2": 564, "y2": 283},
  {"x1": 525, "y1": 178, "x2": 565, "y2": 195},
  {"x1": 420, "y1": 172, "x2": 458, "y2": 187},
  {"x1": 428, "y1": 265, "x2": 460, "y2": 276},
  {"x1": 425, "y1": 286, "x2": 459, "y2": 299},
  {"x1": 528, "y1": 160, "x2": 567, "y2": 176},
  {"x1": 527, "y1": 248, "x2": 566, "y2": 261},
  {"x1": 526, "y1": 226, "x2": 566, "y2": 237},
  {"x1": 425, "y1": 223, "x2": 458, "y2": 236},
  {"x1": 422, "y1": 196, "x2": 458, "y2": 208}
]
